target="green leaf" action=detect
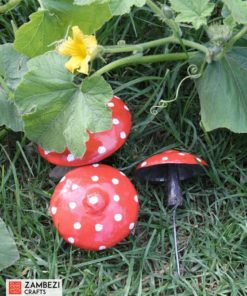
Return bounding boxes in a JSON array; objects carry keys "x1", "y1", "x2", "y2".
[
  {"x1": 0, "y1": 218, "x2": 19, "y2": 271},
  {"x1": 224, "y1": 15, "x2": 236, "y2": 28},
  {"x1": 14, "y1": 1, "x2": 111, "y2": 57},
  {"x1": 0, "y1": 44, "x2": 26, "y2": 131},
  {"x1": 14, "y1": 11, "x2": 64, "y2": 58},
  {"x1": 15, "y1": 51, "x2": 113, "y2": 157},
  {"x1": 221, "y1": 4, "x2": 236, "y2": 28},
  {"x1": 170, "y1": 0, "x2": 215, "y2": 30},
  {"x1": 0, "y1": 43, "x2": 28, "y2": 90},
  {"x1": 109, "y1": 0, "x2": 146, "y2": 15},
  {"x1": 74, "y1": 0, "x2": 146, "y2": 15},
  {"x1": 74, "y1": 0, "x2": 105, "y2": 4},
  {"x1": 41, "y1": 0, "x2": 112, "y2": 31},
  {"x1": 0, "y1": 91, "x2": 23, "y2": 132},
  {"x1": 197, "y1": 47, "x2": 247, "y2": 132},
  {"x1": 222, "y1": 0, "x2": 247, "y2": 24}
]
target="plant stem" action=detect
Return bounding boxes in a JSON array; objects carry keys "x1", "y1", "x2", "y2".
[
  {"x1": 102, "y1": 37, "x2": 209, "y2": 55},
  {"x1": 94, "y1": 52, "x2": 196, "y2": 76},
  {"x1": 146, "y1": 0, "x2": 162, "y2": 16},
  {"x1": 180, "y1": 39, "x2": 209, "y2": 55},
  {"x1": 226, "y1": 25, "x2": 247, "y2": 49},
  {"x1": 101, "y1": 37, "x2": 174, "y2": 53},
  {"x1": 0, "y1": 0, "x2": 22, "y2": 14},
  {"x1": 218, "y1": 25, "x2": 247, "y2": 59},
  {"x1": 146, "y1": 0, "x2": 181, "y2": 36}
]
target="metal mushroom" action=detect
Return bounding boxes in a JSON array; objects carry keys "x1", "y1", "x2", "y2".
[
  {"x1": 135, "y1": 149, "x2": 207, "y2": 274},
  {"x1": 135, "y1": 149, "x2": 207, "y2": 207}
]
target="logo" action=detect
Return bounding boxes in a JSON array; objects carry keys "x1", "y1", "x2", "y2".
[
  {"x1": 6, "y1": 280, "x2": 62, "y2": 296},
  {"x1": 8, "y1": 281, "x2": 22, "y2": 295}
]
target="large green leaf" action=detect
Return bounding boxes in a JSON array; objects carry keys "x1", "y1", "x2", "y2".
[
  {"x1": 222, "y1": 0, "x2": 247, "y2": 24},
  {"x1": 41, "y1": 0, "x2": 112, "y2": 30},
  {"x1": 74, "y1": 0, "x2": 105, "y2": 4},
  {"x1": 15, "y1": 51, "x2": 113, "y2": 157},
  {"x1": 170, "y1": 0, "x2": 215, "y2": 30},
  {"x1": 197, "y1": 47, "x2": 247, "y2": 132},
  {"x1": 109, "y1": 0, "x2": 146, "y2": 15},
  {"x1": 0, "y1": 43, "x2": 28, "y2": 90},
  {"x1": 0, "y1": 44, "x2": 26, "y2": 131},
  {"x1": 14, "y1": 11, "x2": 64, "y2": 58},
  {"x1": 0, "y1": 218, "x2": 19, "y2": 271},
  {"x1": 14, "y1": 1, "x2": 111, "y2": 57},
  {"x1": 74, "y1": 0, "x2": 146, "y2": 15}
]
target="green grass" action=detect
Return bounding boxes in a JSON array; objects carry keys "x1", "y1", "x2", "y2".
[{"x1": 1, "y1": 1, "x2": 247, "y2": 295}]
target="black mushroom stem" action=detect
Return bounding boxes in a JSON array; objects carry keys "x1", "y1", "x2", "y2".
[{"x1": 167, "y1": 165, "x2": 183, "y2": 207}]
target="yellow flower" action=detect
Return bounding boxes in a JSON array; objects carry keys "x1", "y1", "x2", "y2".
[{"x1": 57, "y1": 26, "x2": 97, "y2": 75}]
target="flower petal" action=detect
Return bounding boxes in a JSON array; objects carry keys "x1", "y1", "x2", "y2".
[
  {"x1": 65, "y1": 56, "x2": 84, "y2": 73},
  {"x1": 72, "y1": 26, "x2": 85, "y2": 43},
  {"x1": 83, "y1": 35, "x2": 97, "y2": 55},
  {"x1": 58, "y1": 38, "x2": 87, "y2": 57},
  {"x1": 78, "y1": 56, "x2": 91, "y2": 75}
]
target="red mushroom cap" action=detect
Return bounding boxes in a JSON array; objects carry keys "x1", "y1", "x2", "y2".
[
  {"x1": 50, "y1": 164, "x2": 139, "y2": 251},
  {"x1": 38, "y1": 96, "x2": 132, "y2": 167},
  {"x1": 135, "y1": 149, "x2": 207, "y2": 182},
  {"x1": 137, "y1": 149, "x2": 207, "y2": 168}
]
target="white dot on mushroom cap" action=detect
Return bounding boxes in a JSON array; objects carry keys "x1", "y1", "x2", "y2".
[
  {"x1": 179, "y1": 153, "x2": 186, "y2": 156},
  {"x1": 88, "y1": 196, "x2": 99, "y2": 205},
  {"x1": 134, "y1": 195, "x2": 138, "y2": 202},
  {"x1": 51, "y1": 207, "x2": 57, "y2": 215},
  {"x1": 69, "y1": 202, "x2": 77, "y2": 209},
  {"x1": 99, "y1": 246, "x2": 106, "y2": 250},
  {"x1": 60, "y1": 176, "x2": 66, "y2": 183},
  {"x1": 73, "y1": 222, "x2": 81, "y2": 230},
  {"x1": 108, "y1": 102, "x2": 114, "y2": 108},
  {"x1": 44, "y1": 150, "x2": 50, "y2": 155},
  {"x1": 68, "y1": 237, "x2": 75, "y2": 244},
  {"x1": 92, "y1": 163, "x2": 100, "y2": 167},
  {"x1": 91, "y1": 176, "x2": 99, "y2": 182},
  {"x1": 162, "y1": 156, "x2": 169, "y2": 161},
  {"x1": 114, "y1": 214, "x2": 123, "y2": 222},
  {"x1": 129, "y1": 223, "x2": 135, "y2": 230},
  {"x1": 120, "y1": 172, "x2": 126, "y2": 176},
  {"x1": 67, "y1": 154, "x2": 76, "y2": 162},
  {"x1": 124, "y1": 105, "x2": 129, "y2": 111},
  {"x1": 120, "y1": 132, "x2": 127, "y2": 139},
  {"x1": 113, "y1": 118, "x2": 120, "y2": 125},
  {"x1": 113, "y1": 195, "x2": 120, "y2": 202},
  {"x1": 72, "y1": 184, "x2": 79, "y2": 191},
  {"x1": 95, "y1": 224, "x2": 103, "y2": 232},
  {"x1": 112, "y1": 178, "x2": 119, "y2": 185},
  {"x1": 141, "y1": 161, "x2": 147, "y2": 167},
  {"x1": 98, "y1": 146, "x2": 106, "y2": 154},
  {"x1": 196, "y1": 157, "x2": 202, "y2": 163}
]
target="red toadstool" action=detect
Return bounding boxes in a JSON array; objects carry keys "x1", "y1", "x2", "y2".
[
  {"x1": 50, "y1": 164, "x2": 139, "y2": 251},
  {"x1": 135, "y1": 149, "x2": 207, "y2": 206},
  {"x1": 135, "y1": 149, "x2": 207, "y2": 275},
  {"x1": 38, "y1": 96, "x2": 131, "y2": 166}
]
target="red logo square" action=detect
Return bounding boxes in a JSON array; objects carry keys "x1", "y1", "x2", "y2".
[{"x1": 9, "y1": 281, "x2": 22, "y2": 295}]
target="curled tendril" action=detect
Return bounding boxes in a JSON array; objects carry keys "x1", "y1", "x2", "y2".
[
  {"x1": 150, "y1": 64, "x2": 201, "y2": 116},
  {"x1": 187, "y1": 64, "x2": 201, "y2": 78}
]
